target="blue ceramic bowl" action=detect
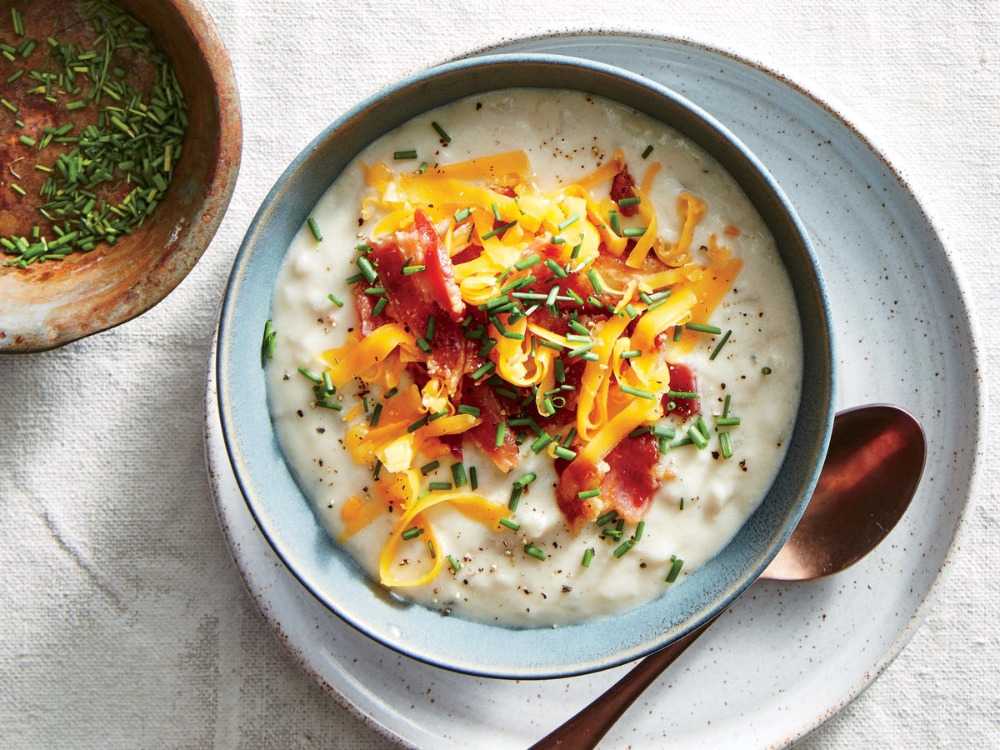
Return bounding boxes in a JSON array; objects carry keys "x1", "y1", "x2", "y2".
[{"x1": 217, "y1": 53, "x2": 835, "y2": 679}]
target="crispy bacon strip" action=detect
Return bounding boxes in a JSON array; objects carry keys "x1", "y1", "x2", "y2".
[
  {"x1": 610, "y1": 168, "x2": 638, "y2": 216},
  {"x1": 663, "y1": 362, "x2": 699, "y2": 418},
  {"x1": 415, "y1": 210, "x2": 465, "y2": 322},
  {"x1": 555, "y1": 458, "x2": 602, "y2": 531},
  {"x1": 460, "y1": 381, "x2": 518, "y2": 473},
  {"x1": 601, "y1": 434, "x2": 661, "y2": 523}
]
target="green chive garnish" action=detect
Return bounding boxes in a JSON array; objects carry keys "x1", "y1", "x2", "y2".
[
  {"x1": 454, "y1": 207, "x2": 471, "y2": 223},
  {"x1": 495, "y1": 421, "x2": 507, "y2": 447},
  {"x1": 499, "y1": 518, "x2": 520, "y2": 531},
  {"x1": 524, "y1": 543, "x2": 546, "y2": 561},
  {"x1": 407, "y1": 415, "x2": 430, "y2": 432},
  {"x1": 622, "y1": 226, "x2": 647, "y2": 238},
  {"x1": 685, "y1": 321, "x2": 722, "y2": 335},
  {"x1": 508, "y1": 485, "x2": 522, "y2": 511},
  {"x1": 620, "y1": 384, "x2": 656, "y2": 400},
  {"x1": 722, "y1": 394, "x2": 732, "y2": 417},
  {"x1": 447, "y1": 555, "x2": 462, "y2": 572},
  {"x1": 515, "y1": 254, "x2": 541, "y2": 270},
  {"x1": 695, "y1": 416, "x2": 711, "y2": 440},
  {"x1": 420, "y1": 460, "x2": 440, "y2": 475},
  {"x1": 609, "y1": 210, "x2": 622, "y2": 236},
  {"x1": 471, "y1": 362, "x2": 494, "y2": 380},
  {"x1": 357, "y1": 256, "x2": 378, "y2": 283},
  {"x1": 667, "y1": 390, "x2": 698, "y2": 399},
  {"x1": 620, "y1": 349, "x2": 641, "y2": 359},
  {"x1": 634, "y1": 520, "x2": 645, "y2": 542},
  {"x1": 481, "y1": 221, "x2": 516, "y2": 240},
  {"x1": 581, "y1": 548, "x2": 595, "y2": 567},
  {"x1": 371, "y1": 296, "x2": 388, "y2": 316},
  {"x1": 613, "y1": 540, "x2": 634, "y2": 558},
  {"x1": 617, "y1": 196, "x2": 641, "y2": 207},
  {"x1": 327, "y1": 293, "x2": 344, "y2": 307},
  {"x1": 673, "y1": 325, "x2": 683, "y2": 341},
  {"x1": 393, "y1": 149, "x2": 418, "y2": 160},
  {"x1": 530, "y1": 433, "x2": 554, "y2": 453},
  {"x1": 557, "y1": 213, "x2": 580, "y2": 230},
  {"x1": 687, "y1": 426, "x2": 709, "y2": 449},
  {"x1": 587, "y1": 269, "x2": 604, "y2": 294},
  {"x1": 261, "y1": 320, "x2": 276, "y2": 364},
  {"x1": 715, "y1": 416, "x2": 741, "y2": 427},
  {"x1": 401, "y1": 527, "x2": 423, "y2": 540},
  {"x1": 469, "y1": 466, "x2": 478, "y2": 490},
  {"x1": 545, "y1": 259, "x2": 568, "y2": 278},
  {"x1": 720, "y1": 431, "x2": 734, "y2": 459},
  {"x1": 451, "y1": 463, "x2": 467, "y2": 487},
  {"x1": 307, "y1": 217, "x2": 323, "y2": 241},
  {"x1": 641, "y1": 144, "x2": 654, "y2": 159},
  {"x1": 429, "y1": 481, "x2": 453, "y2": 491},
  {"x1": 709, "y1": 329, "x2": 733, "y2": 360},
  {"x1": 298, "y1": 367, "x2": 323, "y2": 384},
  {"x1": 515, "y1": 472, "x2": 537, "y2": 488},
  {"x1": 457, "y1": 404, "x2": 480, "y2": 417},
  {"x1": 578, "y1": 488, "x2": 601, "y2": 500},
  {"x1": 665, "y1": 556, "x2": 684, "y2": 582},
  {"x1": 553, "y1": 446, "x2": 576, "y2": 461},
  {"x1": 431, "y1": 121, "x2": 451, "y2": 143},
  {"x1": 596, "y1": 510, "x2": 618, "y2": 526}
]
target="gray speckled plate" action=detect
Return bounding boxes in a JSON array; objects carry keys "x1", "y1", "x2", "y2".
[{"x1": 204, "y1": 33, "x2": 982, "y2": 749}]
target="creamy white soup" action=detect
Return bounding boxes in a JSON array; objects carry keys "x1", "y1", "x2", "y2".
[{"x1": 265, "y1": 89, "x2": 802, "y2": 627}]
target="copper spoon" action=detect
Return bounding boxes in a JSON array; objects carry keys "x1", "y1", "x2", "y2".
[{"x1": 532, "y1": 404, "x2": 926, "y2": 750}]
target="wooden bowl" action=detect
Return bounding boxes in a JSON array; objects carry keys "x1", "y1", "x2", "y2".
[{"x1": 0, "y1": 0, "x2": 241, "y2": 352}]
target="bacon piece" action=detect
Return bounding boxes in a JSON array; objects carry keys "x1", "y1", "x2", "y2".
[
  {"x1": 663, "y1": 362, "x2": 699, "y2": 418},
  {"x1": 610, "y1": 168, "x2": 638, "y2": 216},
  {"x1": 460, "y1": 381, "x2": 518, "y2": 473},
  {"x1": 451, "y1": 243, "x2": 483, "y2": 265},
  {"x1": 554, "y1": 458, "x2": 602, "y2": 531},
  {"x1": 373, "y1": 239, "x2": 467, "y2": 393},
  {"x1": 415, "y1": 210, "x2": 465, "y2": 322},
  {"x1": 601, "y1": 434, "x2": 661, "y2": 523},
  {"x1": 352, "y1": 282, "x2": 389, "y2": 335},
  {"x1": 491, "y1": 185, "x2": 517, "y2": 198}
]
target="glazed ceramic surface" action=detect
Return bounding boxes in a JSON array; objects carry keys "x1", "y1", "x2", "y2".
[
  {"x1": 207, "y1": 33, "x2": 979, "y2": 748},
  {"x1": 0, "y1": 0, "x2": 241, "y2": 353},
  {"x1": 216, "y1": 54, "x2": 834, "y2": 678}
]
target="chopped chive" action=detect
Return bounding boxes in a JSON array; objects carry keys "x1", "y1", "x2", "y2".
[
  {"x1": 587, "y1": 269, "x2": 604, "y2": 294},
  {"x1": 420, "y1": 460, "x2": 440, "y2": 475},
  {"x1": 673, "y1": 325, "x2": 683, "y2": 342},
  {"x1": 469, "y1": 466, "x2": 478, "y2": 490},
  {"x1": 416, "y1": 338, "x2": 431, "y2": 353},
  {"x1": 500, "y1": 518, "x2": 520, "y2": 531},
  {"x1": 364, "y1": 286, "x2": 386, "y2": 295},
  {"x1": 620, "y1": 384, "x2": 656, "y2": 400},
  {"x1": 261, "y1": 320, "x2": 276, "y2": 364},
  {"x1": 9, "y1": 183, "x2": 26, "y2": 196},
  {"x1": 357, "y1": 256, "x2": 378, "y2": 283},
  {"x1": 384, "y1": 387, "x2": 399, "y2": 401},
  {"x1": 551, "y1": 236, "x2": 566, "y2": 245},
  {"x1": 457, "y1": 404, "x2": 481, "y2": 417},
  {"x1": 634, "y1": 520, "x2": 646, "y2": 542},
  {"x1": 554, "y1": 358, "x2": 566, "y2": 384},
  {"x1": 373, "y1": 459, "x2": 383, "y2": 479},
  {"x1": 407, "y1": 415, "x2": 430, "y2": 432},
  {"x1": 393, "y1": 149, "x2": 417, "y2": 160},
  {"x1": 609, "y1": 210, "x2": 622, "y2": 236},
  {"x1": 571, "y1": 242, "x2": 583, "y2": 259},
  {"x1": 18, "y1": 135, "x2": 36, "y2": 147},
  {"x1": 426, "y1": 316, "x2": 436, "y2": 341},
  {"x1": 715, "y1": 416, "x2": 741, "y2": 427},
  {"x1": 345, "y1": 273, "x2": 364, "y2": 284},
  {"x1": 566, "y1": 334, "x2": 592, "y2": 343},
  {"x1": 722, "y1": 394, "x2": 733, "y2": 417},
  {"x1": 402, "y1": 264, "x2": 426, "y2": 275},
  {"x1": 624, "y1": 304, "x2": 639, "y2": 319},
  {"x1": 355, "y1": 243, "x2": 373, "y2": 255},
  {"x1": 568, "y1": 342, "x2": 595, "y2": 358},
  {"x1": 524, "y1": 543, "x2": 546, "y2": 561},
  {"x1": 491, "y1": 202, "x2": 501, "y2": 221},
  {"x1": 297, "y1": 367, "x2": 323, "y2": 384},
  {"x1": 515, "y1": 254, "x2": 541, "y2": 270},
  {"x1": 447, "y1": 555, "x2": 462, "y2": 572},
  {"x1": 368, "y1": 402, "x2": 383, "y2": 426},
  {"x1": 596, "y1": 510, "x2": 618, "y2": 526},
  {"x1": 481, "y1": 221, "x2": 516, "y2": 240},
  {"x1": 316, "y1": 399, "x2": 342, "y2": 411},
  {"x1": 695, "y1": 416, "x2": 711, "y2": 440},
  {"x1": 401, "y1": 526, "x2": 423, "y2": 541},
  {"x1": 530, "y1": 433, "x2": 554, "y2": 453},
  {"x1": 495, "y1": 421, "x2": 507, "y2": 447},
  {"x1": 553, "y1": 446, "x2": 576, "y2": 461},
  {"x1": 545, "y1": 258, "x2": 568, "y2": 278},
  {"x1": 431, "y1": 121, "x2": 451, "y2": 143},
  {"x1": 327, "y1": 293, "x2": 344, "y2": 307},
  {"x1": 667, "y1": 390, "x2": 698, "y2": 399},
  {"x1": 720, "y1": 431, "x2": 734, "y2": 459},
  {"x1": 11, "y1": 8, "x2": 25, "y2": 36},
  {"x1": 557, "y1": 213, "x2": 580, "y2": 230},
  {"x1": 569, "y1": 319, "x2": 590, "y2": 336},
  {"x1": 685, "y1": 321, "x2": 723, "y2": 335},
  {"x1": 417, "y1": 161, "x2": 428, "y2": 174},
  {"x1": 613, "y1": 540, "x2": 634, "y2": 558},
  {"x1": 512, "y1": 291, "x2": 548, "y2": 301},
  {"x1": 454, "y1": 207, "x2": 471, "y2": 223},
  {"x1": 371, "y1": 296, "x2": 389, "y2": 316},
  {"x1": 709, "y1": 329, "x2": 733, "y2": 360},
  {"x1": 429, "y1": 481, "x2": 453, "y2": 491},
  {"x1": 666, "y1": 556, "x2": 684, "y2": 582},
  {"x1": 578, "y1": 488, "x2": 601, "y2": 500},
  {"x1": 641, "y1": 144, "x2": 654, "y2": 159},
  {"x1": 545, "y1": 285, "x2": 560, "y2": 308},
  {"x1": 620, "y1": 349, "x2": 641, "y2": 359},
  {"x1": 622, "y1": 226, "x2": 647, "y2": 238},
  {"x1": 451, "y1": 462, "x2": 468, "y2": 487},
  {"x1": 307, "y1": 217, "x2": 323, "y2": 241},
  {"x1": 485, "y1": 294, "x2": 511, "y2": 311},
  {"x1": 671, "y1": 436, "x2": 694, "y2": 449},
  {"x1": 687, "y1": 425, "x2": 709, "y2": 449},
  {"x1": 508, "y1": 485, "x2": 522, "y2": 511},
  {"x1": 515, "y1": 472, "x2": 537, "y2": 488},
  {"x1": 617, "y1": 196, "x2": 641, "y2": 207},
  {"x1": 321, "y1": 371, "x2": 336, "y2": 395},
  {"x1": 581, "y1": 548, "x2": 595, "y2": 567},
  {"x1": 66, "y1": 100, "x2": 86, "y2": 111}
]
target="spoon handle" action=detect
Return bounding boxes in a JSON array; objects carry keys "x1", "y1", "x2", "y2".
[{"x1": 529, "y1": 619, "x2": 714, "y2": 749}]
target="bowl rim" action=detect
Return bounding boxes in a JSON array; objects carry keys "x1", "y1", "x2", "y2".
[
  {"x1": 217, "y1": 51, "x2": 836, "y2": 679},
  {"x1": 0, "y1": 0, "x2": 243, "y2": 354}
]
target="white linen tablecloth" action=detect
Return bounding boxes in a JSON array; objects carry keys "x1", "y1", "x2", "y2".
[{"x1": 2, "y1": 1, "x2": 997, "y2": 747}]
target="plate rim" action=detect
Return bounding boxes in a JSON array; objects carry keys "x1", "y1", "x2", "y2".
[{"x1": 208, "y1": 28, "x2": 986, "y2": 748}]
